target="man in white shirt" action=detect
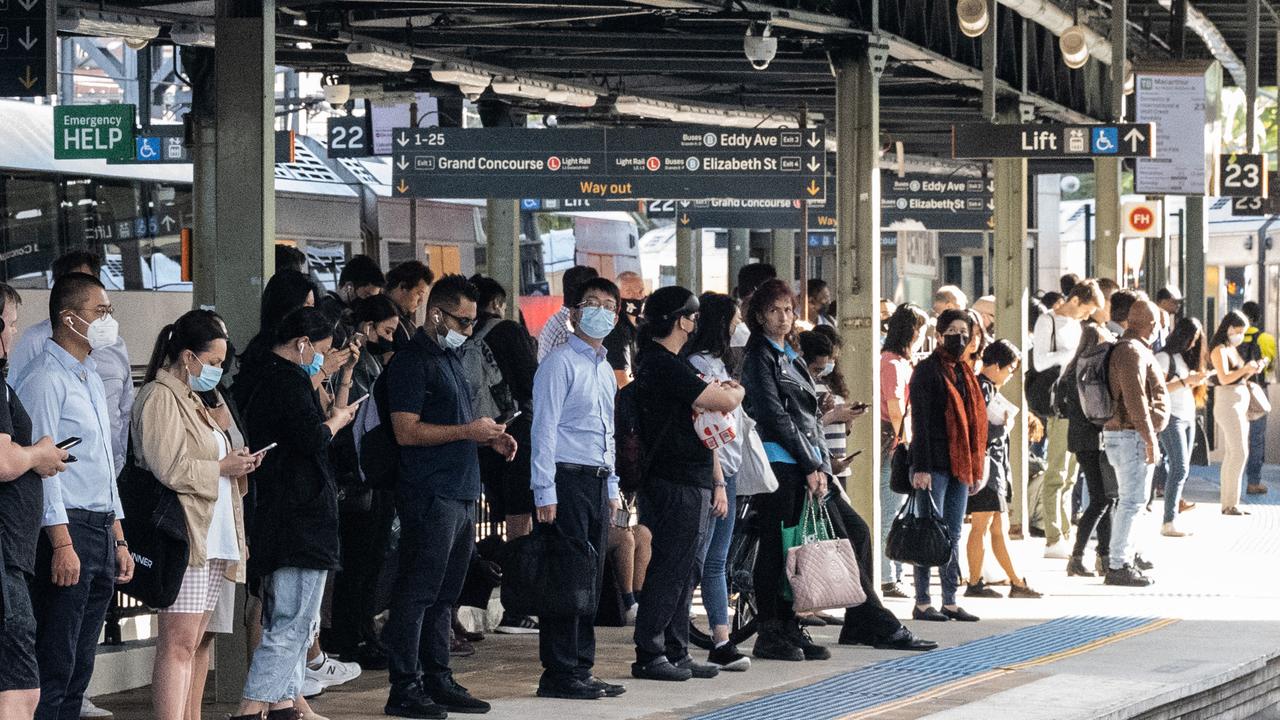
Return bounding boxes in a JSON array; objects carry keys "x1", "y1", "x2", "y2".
[
  {"x1": 1033, "y1": 279, "x2": 1105, "y2": 559},
  {"x1": 537, "y1": 266, "x2": 599, "y2": 362}
]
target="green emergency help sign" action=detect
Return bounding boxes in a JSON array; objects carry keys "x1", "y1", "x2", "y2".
[{"x1": 54, "y1": 104, "x2": 135, "y2": 160}]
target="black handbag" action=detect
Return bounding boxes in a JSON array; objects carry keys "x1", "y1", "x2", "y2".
[
  {"x1": 885, "y1": 490, "x2": 952, "y2": 567},
  {"x1": 117, "y1": 437, "x2": 190, "y2": 609},
  {"x1": 889, "y1": 443, "x2": 913, "y2": 494},
  {"x1": 500, "y1": 523, "x2": 600, "y2": 617}
]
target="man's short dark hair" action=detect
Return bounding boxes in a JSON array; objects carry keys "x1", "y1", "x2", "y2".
[
  {"x1": 469, "y1": 274, "x2": 508, "y2": 312},
  {"x1": 339, "y1": 255, "x2": 385, "y2": 289},
  {"x1": 49, "y1": 272, "x2": 105, "y2": 325},
  {"x1": 52, "y1": 250, "x2": 101, "y2": 280},
  {"x1": 737, "y1": 263, "x2": 777, "y2": 300},
  {"x1": 1097, "y1": 277, "x2": 1119, "y2": 298},
  {"x1": 576, "y1": 277, "x2": 621, "y2": 308},
  {"x1": 562, "y1": 265, "x2": 600, "y2": 308},
  {"x1": 386, "y1": 260, "x2": 435, "y2": 292},
  {"x1": 1067, "y1": 278, "x2": 1105, "y2": 308},
  {"x1": 1060, "y1": 273, "x2": 1080, "y2": 296},
  {"x1": 1242, "y1": 300, "x2": 1263, "y2": 327},
  {"x1": 1109, "y1": 288, "x2": 1141, "y2": 323},
  {"x1": 275, "y1": 245, "x2": 307, "y2": 275},
  {"x1": 427, "y1": 274, "x2": 477, "y2": 310},
  {"x1": 807, "y1": 278, "x2": 828, "y2": 298},
  {"x1": 982, "y1": 338, "x2": 1022, "y2": 368},
  {"x1": 0, "y1": 282, "x2": 21, "y2": 312}
]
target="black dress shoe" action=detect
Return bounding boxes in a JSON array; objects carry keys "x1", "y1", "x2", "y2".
[
  {"x1": 385, "y1": 682, "x2": 448, "y2": 719},
  {"x1": 873, "y1": 627, "x2": 938, "y2": 652},
  {"x1": 584, "y1": 677, "x2": 626, "y2": 697},
  {"x1": 428, "y1": 677, "x2": 491, "y2": 714},
  {"x1": 912, "y1": 606, "x2": 949, "y2": 622},
  {"x1": 631, "y1": 658, "x2": 692, "y2": 681},
  {"x1": 942, "y1": 606, "x2": 980, "y2": 622},
  {"x1": 537, "y1": 678, "x2": 604, "y2": 700}
]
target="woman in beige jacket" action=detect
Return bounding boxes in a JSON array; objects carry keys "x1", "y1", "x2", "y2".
[{"x1": 133, "y1": 310, "x2": 261, "y2": 720}]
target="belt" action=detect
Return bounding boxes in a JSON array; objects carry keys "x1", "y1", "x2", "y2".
[
  {"x1": 65, "y1": 508, "x2": 117, "y2": 527},
  {"x1": 556, "y1": 463, "x2": 611, "y2": 479}
]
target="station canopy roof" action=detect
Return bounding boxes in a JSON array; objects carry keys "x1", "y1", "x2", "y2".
[{"x1": 69, "y1": 0, "x2": 1280, "y2": 161}]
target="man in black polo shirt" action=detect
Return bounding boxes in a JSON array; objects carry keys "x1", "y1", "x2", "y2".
[
  {"x1": 381, "y1": 275, "x2": 515, "y2": 718},
  {"x1": 0, "y1": 283, "x2": 69, "y2": 720}
]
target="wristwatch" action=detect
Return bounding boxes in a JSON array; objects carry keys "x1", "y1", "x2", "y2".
[{"x1": 115, "y1": 539, "x2": 129, "y2": 549}]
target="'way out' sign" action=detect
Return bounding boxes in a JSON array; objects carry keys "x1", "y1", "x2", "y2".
[{"x1": 54, "y1": 104, "x2": 135, "y2": 161}]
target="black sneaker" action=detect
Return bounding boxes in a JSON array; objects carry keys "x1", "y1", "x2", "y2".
[
  {"x1": 428, "y1": 677, "x2": 491, "y2": 714},
  {"x1": 584, "y1": 677, "x2": 626, "y2": 697},
  {"x1": 536, "y1": 678, "x2": 604, "y2": 700},
  {"x1": 630, "y1": 657, "x2": 692, "y2": 681},
  {"x1": 385, "y1": 682, "x2": 447, "y2": 719},
  {"x1": 707, "y1": 642, "x2": 751, "y2": 671},
  {"x1": 1008, "y1": 580, "x2": 1044, "y2": 599},
  {"x1": 881, "y1": 582, "x2": 910, "y2": 599},
  {"x1": 1134, "y1": 554, "x2": 1155, "y2": 572},
  {"x1": 1104, "y1": 564, "x2": 1154, "y2": 587},
  {"x1": 495, "y1": 614, "x2": 539, "y2": 634},
  {"x1": 786, "y1": 622, "x2": 831, "y2": 661},
  {"x1": 751, "y1": 622, "x2": 804, "y2": 662},
  {"x1": 670, "y1": 655, "x2": 719, "y2": 678},
  {"x1": 964, "y1": 581, "x2": 1002, "y2": 599}
]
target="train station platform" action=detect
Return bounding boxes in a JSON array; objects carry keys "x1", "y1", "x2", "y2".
[{"x1": 95, "y1": 466, "x2": 1280, "y2": 720}]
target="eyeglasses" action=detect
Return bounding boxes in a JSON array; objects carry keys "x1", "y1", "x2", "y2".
[
  {"x1": 578, "y1": 299, "x2": 619, "y2": 312},
  {"x1": 78, "y1": 305, "x2": 114, "y2": 320},
  {"x1": 439, "y1": 308, "x2": 475, "y2": 329}
]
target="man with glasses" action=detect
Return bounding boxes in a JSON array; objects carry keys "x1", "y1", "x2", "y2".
[
  {"x1": 382, "y1": 275, "x2": 516, "y2": 718},
  {"x1": 15, "y1": 273, "x2": 135, "y2": 720},
  {"x1": 531, "y1": 277, "x2": 626, "y2": 700}
]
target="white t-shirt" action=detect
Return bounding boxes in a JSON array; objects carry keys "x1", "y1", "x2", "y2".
[
  {"x1": 205, "y1": 430, "x2": 241, "y2": 562},
  {"x1": 1032, "y1": 311, "x2": 1083, "y2": 371},
  {"x1": 1156, "y1": 351, "x2": 1195, "y2": 420}
]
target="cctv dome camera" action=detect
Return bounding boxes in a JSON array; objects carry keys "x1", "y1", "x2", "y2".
[
  {"x1": 323, "y1": 82, "x2": 351, "y2": 106},
  {"x1": 744, "y1": 24, "x2": 778, "y2": 71},
  {"x1": 1060, "y1": 175, "x2": 1081, "y2": 194}
]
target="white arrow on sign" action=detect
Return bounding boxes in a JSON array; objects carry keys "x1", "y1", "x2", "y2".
[
  {"x1": 396, "y1": 132, "x2": 409, "y2": 148},
  {"x1": 160, "y1": 215, "x2": 176, "y2": 232},
  {"x1": 806, "y1": 157, "x2": 821, "y2": 172},
  {"x1": 806, "y1": 132, "x2": 821, "y2": 148},
  {"x1": 395, "y1": 157, "x2": 409, "y2": 171},
  {"x1": 1123, "y1": 128, "x2": 1146, "y2": 153},
  {"x1": 18, "y1": 27, "x2": 37, "y2": 51},
  {"x1": 18, "y1": 0, "x2": 41, "y2": 11}
]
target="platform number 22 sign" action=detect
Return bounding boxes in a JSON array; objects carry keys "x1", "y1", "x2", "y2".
[{"x1": 328, "y1": 116, "x2": 371, "y2": 158}]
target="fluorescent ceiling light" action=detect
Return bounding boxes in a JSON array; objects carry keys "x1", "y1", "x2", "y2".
[
  {"x1": 296, "y1": 41, "x2": 314, "y2": 50},
  {"x1": 59, "y1": 10, "x2": 161, "y2": 42},
  {"x1": 613, "y1": 95, "x2": 680, "y2": 120},
  {"x1": 430, "y1": 63, "x2": 491, "y2": 90},
  {"x1": 545, "y1": 87, "x2": 599, "y2": 108},
  {"x1": 956, "y1": 0, "x2": 989, "y2": 38},
  {"x1": 492, "y1": 76, "x2": 553, "y2": 101},
  {"x1": 345, "y1": 42, "x2": 414, "y2": 73},
  {"x1": 170, "y1": 22, "x2": 215, "y2": 48}
]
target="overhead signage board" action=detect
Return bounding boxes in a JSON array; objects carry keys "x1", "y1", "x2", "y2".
[
  {"x1": 520, "y1": 198, "x2": 648, "y2": 213},
  {"x1": 1121, "y1": 201, "x2": 1163, "y2": 237},
  {"x1": 0, "y1": 0, "x2": 54, "y2": 97},
  {"x1": 327, "y1": 115, "x2": 372, "y2": 158},
  {"x1": 881, "y1": 172, "x2": 992, "y2": 231},
  {"x1": 676, "y1": 199, "x2": 803, "y2": 228},
  {"x1": 952, "y1": 123, "x2": 1155, "y2": 159},
  {"x1": 1230, "y1": 174, "x2": 1280, "y2": 216},
  {"x1": 390, "y1": 126, "x2": 827, "y2": 200},
  {"x1": 1218, "y1": 153, "x2": 1268, "y2": 198},
  {"x1": 1134, "y1": 62, "x2": 1222, "y2": 195},
  {"x1": 54, "y1": 104, "x2": 135, "y2": 161}
]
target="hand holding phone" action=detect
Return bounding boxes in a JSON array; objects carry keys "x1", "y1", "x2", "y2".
[
  {"x1": 348, "y1": 393, "x2": 370, "y2": 407},
  {"x1": 496, "y1": 409, "x2": 522, "y2": 425},
  {"x1": 56, "y1": 437, "x2": 82, "y2": 451},
  {"x1": 252, "y1": 442, "x2": 278, "y2": 457}
]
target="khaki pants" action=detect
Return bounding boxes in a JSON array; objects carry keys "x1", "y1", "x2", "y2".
[
  {"x1": 1039, "y1": 415, "x2": 1079, "y2": 545},
  {"x1": 1214, "y1": 385, "x2": 1250, "y2": 510}
]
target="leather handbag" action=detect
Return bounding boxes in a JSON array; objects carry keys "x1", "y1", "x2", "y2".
[
  {"x1": 500, "y1": 523, "x2": 600, "y2": 617},
  {"x1": 1247, "y1": 382, "x2": 1271, "y2": 422},
  {"x1": 885, "y1": 490, "x2": 953, "y2": 567},
  {"x1": 735, "y1": 413, "x2": 779, "y2": 496},
  {"x1": 785, "y1": 496, "x2": 866, "y2": 613},
  {"x1": 889, "y1": 442, "x2": 913, "y2": 494}
]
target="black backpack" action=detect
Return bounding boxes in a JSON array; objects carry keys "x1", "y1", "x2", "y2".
[
  {"x1": 353, "y1": 359, "x2": 400, "y2": 490},
  {"x1": 614, "y1": 380, "x2": 674, "y2": 495},
  {"x1": 1025, "y1": 315, "x2": 1061, "y2": 418}
]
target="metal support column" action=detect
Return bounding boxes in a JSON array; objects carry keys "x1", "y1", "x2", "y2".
[
  {"x1": 994, "y1": 151, "x2": 1030, "y2": 531},
  {"x1": 1094, "y1": 0, "x2": 1127, "y2": 282},
  {"x1": 676, "y1": 225, "x2": 700, "y2": 293},
  {"x1": 834, "y1": 46, "x2": 882, "y2": 579},
  {"x1": 728, "y1": 228, "x2": 751, "y2": 289},
  {"x1": 1185, "y1": 197, "x2": 1207, "y2": 327},
  {"x1": 488, "y1": 200, "x2": 521, "y2": 321},
  {"x1": 771, "y1": 229, "x2": 796, "y2": 281}
]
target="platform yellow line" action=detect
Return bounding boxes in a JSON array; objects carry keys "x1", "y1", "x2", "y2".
[{"x1": 837, "y1": 618, "x2": 1179, "y2": 720}]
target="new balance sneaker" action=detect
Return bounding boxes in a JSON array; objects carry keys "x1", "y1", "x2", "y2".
[
  {"x1": 306, "y1": 652, "x2": 362, "y2": 689},
  {"x1": 80, "y1": 698, "x2": 113, "y2": 718},
  {"x1": 301, "y1": 676, "x2": 325, "y2": 699},
  {"x1": 707, "y1": 642, "x2": 751, "y2": 671},
  {"x1": 495, "y1": 614, "x2": 540, "y2": 634},
  {"x1": 1043, "y1": 541, "x2": 1072, "y2": 560}
]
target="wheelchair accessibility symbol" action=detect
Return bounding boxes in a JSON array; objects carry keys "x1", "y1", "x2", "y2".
[
  {"x1": 136, "y1": 137, "x2": 162, "y2": 162},
  {"x1": 1091, "y1": 127, "x2": 1118, "y2": 155}
]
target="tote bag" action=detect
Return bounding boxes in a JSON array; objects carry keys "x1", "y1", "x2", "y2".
[
  {"x1": 884, "y1": 490, "x2": 952, "y2": 567},
  {"x1": 735, "y1": 413, "x2": 779, "y2": 496},
  {"x1": 785, "y1": 495, "x2": 866, "y2": 613}
]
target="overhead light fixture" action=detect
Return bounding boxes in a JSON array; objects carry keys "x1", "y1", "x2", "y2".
[
  {"x1": 322, "y1": 76, "x2": 351, "y2": 105},
  {"x1": 491, "y1": 76, "x2": 553, "y2": 101},
  {"x1": 545, "y1": 87, "x2": 599, "y2": 108},
  {"x1": 296, "y1": 41, "x2": 314, "y2": 50},
  {"x1": 430, "y1": 63, "x2": 492, "y2": 100},
  {"x1": 345, "y1": 42, "x2": 414, "y2": 73},
  {"x1": 169, "y1": 22, "x2": 215, "y2": 48},
  {"x1": 613, "y1": 95, "x2": 681, "y2": 120},
  {"x1": 955, "y1": 0, "x2": 989, "y2": 38},
  {"x1": 1059, "y1": 24, "x2": 1089, "y2": 69},
  {"x1": 58, "y1": 9, "x2": 161, "y2": 43},
  {"x1": 1123, "y1": 59, "x2": 1135, "y2": 95},
  {"x1": 674, "y1": 107, "x2": 724, "y2": 125},
  {"x1": 743, "y1": 23, "x2": 778, "y2": 71}
]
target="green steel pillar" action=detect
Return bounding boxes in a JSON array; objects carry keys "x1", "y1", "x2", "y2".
[
  {"x1": 994, "y1": 154, "x2": 1030, "y2": 531},
  {"x1": 728, "y1": 228, "x2": 751, "y2": 290},
  {"x1": 487, "y1": 199, "x2": 521, "y2": 321},
  {"x1": 771, "y1": 229, "x2": 796, "y2": 281}
]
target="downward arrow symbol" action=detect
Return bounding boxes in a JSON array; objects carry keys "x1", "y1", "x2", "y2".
[
  {"x1": 18, "y1": 0, "x2": 40, "y2": 10},
  {"x1": 396, "y1": 179, "x2": 409, "y2": 194},
  {"x1": 396, "y1": 133, "x2": 409, "y2": 148},
  {"x1": 18, "y1": 27, "x2": 37, "y2": 51},
  {"x1": 395, "y1": 157, "x2": 409, "y2": 171},
  {"x1": 805, "y1": 180, "x2": 821, "y2": 197},
  {"x1": 806, "y1": 132, "x2": 821, "y2": 148},
  {"x1": 806, "y1": 157, "x2": 821, "y2": 172},
  {"x1": 17, "y1": 66, "x2": 37, "y2": 90}
]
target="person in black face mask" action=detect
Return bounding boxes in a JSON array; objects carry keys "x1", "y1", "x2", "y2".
[
  {"x1": 604, "y1": 271, "x2": 646, "y2": 387},
  {"x1": 349, "y1": 295, "x2": 402, "y2": 399}
]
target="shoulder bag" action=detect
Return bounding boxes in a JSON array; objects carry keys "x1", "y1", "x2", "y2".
[
  {"x1": 117, "y1": 432, "x2": 190, "y2": 609},
  {"x1": 735, "y1": 412, "x2": 779, "y2": 496},
  {"x1": 784, "y1": 494, "x2": 866, "y2": 613},
  {"x1": 885, "y1": 489, "x2": 952, "y2": 567}
]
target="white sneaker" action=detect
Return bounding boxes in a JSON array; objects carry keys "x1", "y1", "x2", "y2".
[
  {"x1": 301, "y1": 675, "x2": 325, "y2": 699},
  {"x1": 1161, "y1": 522, "x2": 1191, "y2": 537},
  {"x1": 306, "y1": 652, "x2": 361, "y2": 689},
  {"x1": 80, "y1": 698, "x2": 113, "y2": 718},
  {"x1": 624, "y1": 603, "x2": 639, "y2": 626},
  {"x1": 1043, "y1": 541, "x2": 1071, "y2": 560}
]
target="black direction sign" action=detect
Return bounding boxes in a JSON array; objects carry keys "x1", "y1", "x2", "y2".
[
  {"x1": 327, "y1": 116, "x2": 371, "y2": 158},
  {"x1": 1218, "y1": 154, "x2": 1268, "y2": 198},
  {"x1": 675, "y1": 199, "x2": 804, "y2": 228},
  {"x1": 1230, "y1": 174, "x2": 1280, "y2": 216},
  {"x1": 952, "y1": 123, "x2": 1156, "y2": 159},
  {"x1": 0, "y1": 0, "x2": 54, "y2": 97},
  {"x1": 391, "y1": 126, "x2": 826, "y2": 200},
  {"x1": 882, "y1": 172, "x2": 993, "y2": 231}
]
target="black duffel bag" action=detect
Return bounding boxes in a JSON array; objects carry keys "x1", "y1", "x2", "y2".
[
  {"x1": 117, "y1": 439, "x2": 189, "y2": 609},
  {"x1": 500, "y1": 523, "x2": 599, "y2": 618},
  {"x1": 885, "y1": 490, "x2": 952, "y2": 567}
]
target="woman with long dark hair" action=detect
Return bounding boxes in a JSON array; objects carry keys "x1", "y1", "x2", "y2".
[
  {"x1": 878, "y1": 304, "x2": 928, "y2": 597},
  {"x1": 1209, "y1": 310, "x2": 1262, "y2": 515},
  {"x1": 1155, "y1": 317, "x2": 1209, "y2": 535},
  {"x1": 907, "y1": 308, "x2": 986, "y2": 623}
]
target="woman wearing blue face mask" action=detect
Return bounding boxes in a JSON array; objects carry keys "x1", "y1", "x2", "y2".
[{"x1": 134, "y1": 309, "x2": 261, "y2": 720}]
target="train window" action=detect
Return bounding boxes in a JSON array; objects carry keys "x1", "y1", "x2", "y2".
[{"x1": 0, "y1": 175, "x2": 58, "y2": 288}]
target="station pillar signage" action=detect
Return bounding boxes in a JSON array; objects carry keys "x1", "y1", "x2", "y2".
[
  {"x1": 0, "y1": 0, "x2": 55, "y2": 97},
  {"x1": 327, "y1": 116, "x2": 371, "y2": 158},
  {"x1": 1217, "y1": 154, "x2": 1268, "y2": 198},
  {"x1": 54, "y1": 104, "x2": 136, "y2": 161},
  {"x1": 951, "y1": 123, "x2": 1155, "y2": 159},
  {"x1": 1121, "y1": 201, "x2": 1162, "y2": 238}
]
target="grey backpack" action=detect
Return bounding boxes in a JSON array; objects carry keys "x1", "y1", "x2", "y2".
[{"x1": 458, "y1": 318, "x2": 516, "y2": 420}]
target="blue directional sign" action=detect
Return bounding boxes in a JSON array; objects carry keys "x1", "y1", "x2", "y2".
[
  {"x1": 136, "y1": 136, "x2": 162, "y2": 162},
  {"x1": 520, "y1": 199, "x2": 542, "y2": 211},
  {"x1": 952, "y1": 123, "x2": 1155, "y2": 159},
  {"x1": 1091, "y1": 127, "x2": 1118, "y2": 154}
]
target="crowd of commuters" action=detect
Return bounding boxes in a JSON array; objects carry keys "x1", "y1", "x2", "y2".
[{"x1": 0, "y1": 248, "x2": 1271, "y2": 720}]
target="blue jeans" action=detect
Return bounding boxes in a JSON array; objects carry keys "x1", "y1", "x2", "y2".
[
  {"x1": 879, "y1": 462, "x2": 904, "y2": 584},
  {"x1": 242, "y1": 567, "x2": 328, "y2": 704},
  {"x1": 1103, "y1": 430, "x2": 1153, "y2": 570},
  {"x1": 696, "y1": 474, "x2": 736, "y2": 629},
  {"x1": 1247, "y1": 414, "x2": 1267, "y2": 486},
  {"x1": 1160, "y1": 415, "x2": 1194, "y2": 523},
  {"x1": 912, "y1": 473, "x2": 967, "y2": 607}
]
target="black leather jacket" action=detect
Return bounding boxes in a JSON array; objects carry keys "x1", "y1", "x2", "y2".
[{"x1": 740, "y1": 333, "x2": 829, "y2": 475}]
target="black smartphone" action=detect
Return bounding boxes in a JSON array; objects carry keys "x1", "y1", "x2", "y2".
[
  {"x1": 56, "y1": 437, "x2": 82, "y2": 451},
  {"x1": 496, "y1": 409, "x2": 522, "y2": 425}
]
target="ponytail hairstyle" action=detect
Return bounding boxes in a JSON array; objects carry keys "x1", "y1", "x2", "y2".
[
  {"x1": 637, "y1": 285, "x2": 698, "y2": 359},
  {"x1": 144, "y1": 309, "x2": 228, "y2": 384}
]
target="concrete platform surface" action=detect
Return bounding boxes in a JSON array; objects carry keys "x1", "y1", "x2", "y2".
[{"x1": 91, "y1": 466, "x2": 1280, "y2": 719}]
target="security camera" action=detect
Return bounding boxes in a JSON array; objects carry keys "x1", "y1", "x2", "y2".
[
  {"x1": 744, "y1": 23, "x2": 778, "y2": 71},
  {"x1": 1060, "y1": 175, "x2": 1081, "y2": 194},
  {"x1": 322, "y1": 77, "x2": 350, "y2": 106}
]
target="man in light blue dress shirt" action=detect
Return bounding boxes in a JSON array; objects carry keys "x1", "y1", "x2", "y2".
[
  {"x1": 14, "y1": 273, "x2": 134, "y2": 720},
  {"x1": 530, "y1": 277, "x2": 624, "y2": 701}
]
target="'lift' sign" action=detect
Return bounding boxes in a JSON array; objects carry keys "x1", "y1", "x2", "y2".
[{"x1": 1122, "y1": 201, "x2": 1163, "y2": 238}]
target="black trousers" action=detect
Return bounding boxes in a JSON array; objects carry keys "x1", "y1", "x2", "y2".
[
  {"x1": 1072, "y1": 448, "x2": 1116, "y2": 559},
  {"x1": 753, "y1": 463, "x2": 807, "y2": 623},
  {"x1": 325, "y1": 488, "x2": 397, "y2": 656},
  {"x1": 382, "y1": 494, "x2": 474, "y2": 689},
  {"x1": 33, "y1": 510, "x2": 116, "y2": 720},
  {"x1": 824, "y1": 490, "x2": 904, "y2": 644},
  {"x1": 633, "y1": 476, "x2": 711, "y2": 665},
  {"x1": 537, "y1": 466, "x2": 609, "y2": 685}
]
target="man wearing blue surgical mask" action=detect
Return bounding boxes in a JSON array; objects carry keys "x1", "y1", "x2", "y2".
[
  {"x1": 381, "y1": 275, "x2": 515, "y2": 718},
  {"x1": 530, "y1": 277, "x2": 626, "y2": 701}
]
